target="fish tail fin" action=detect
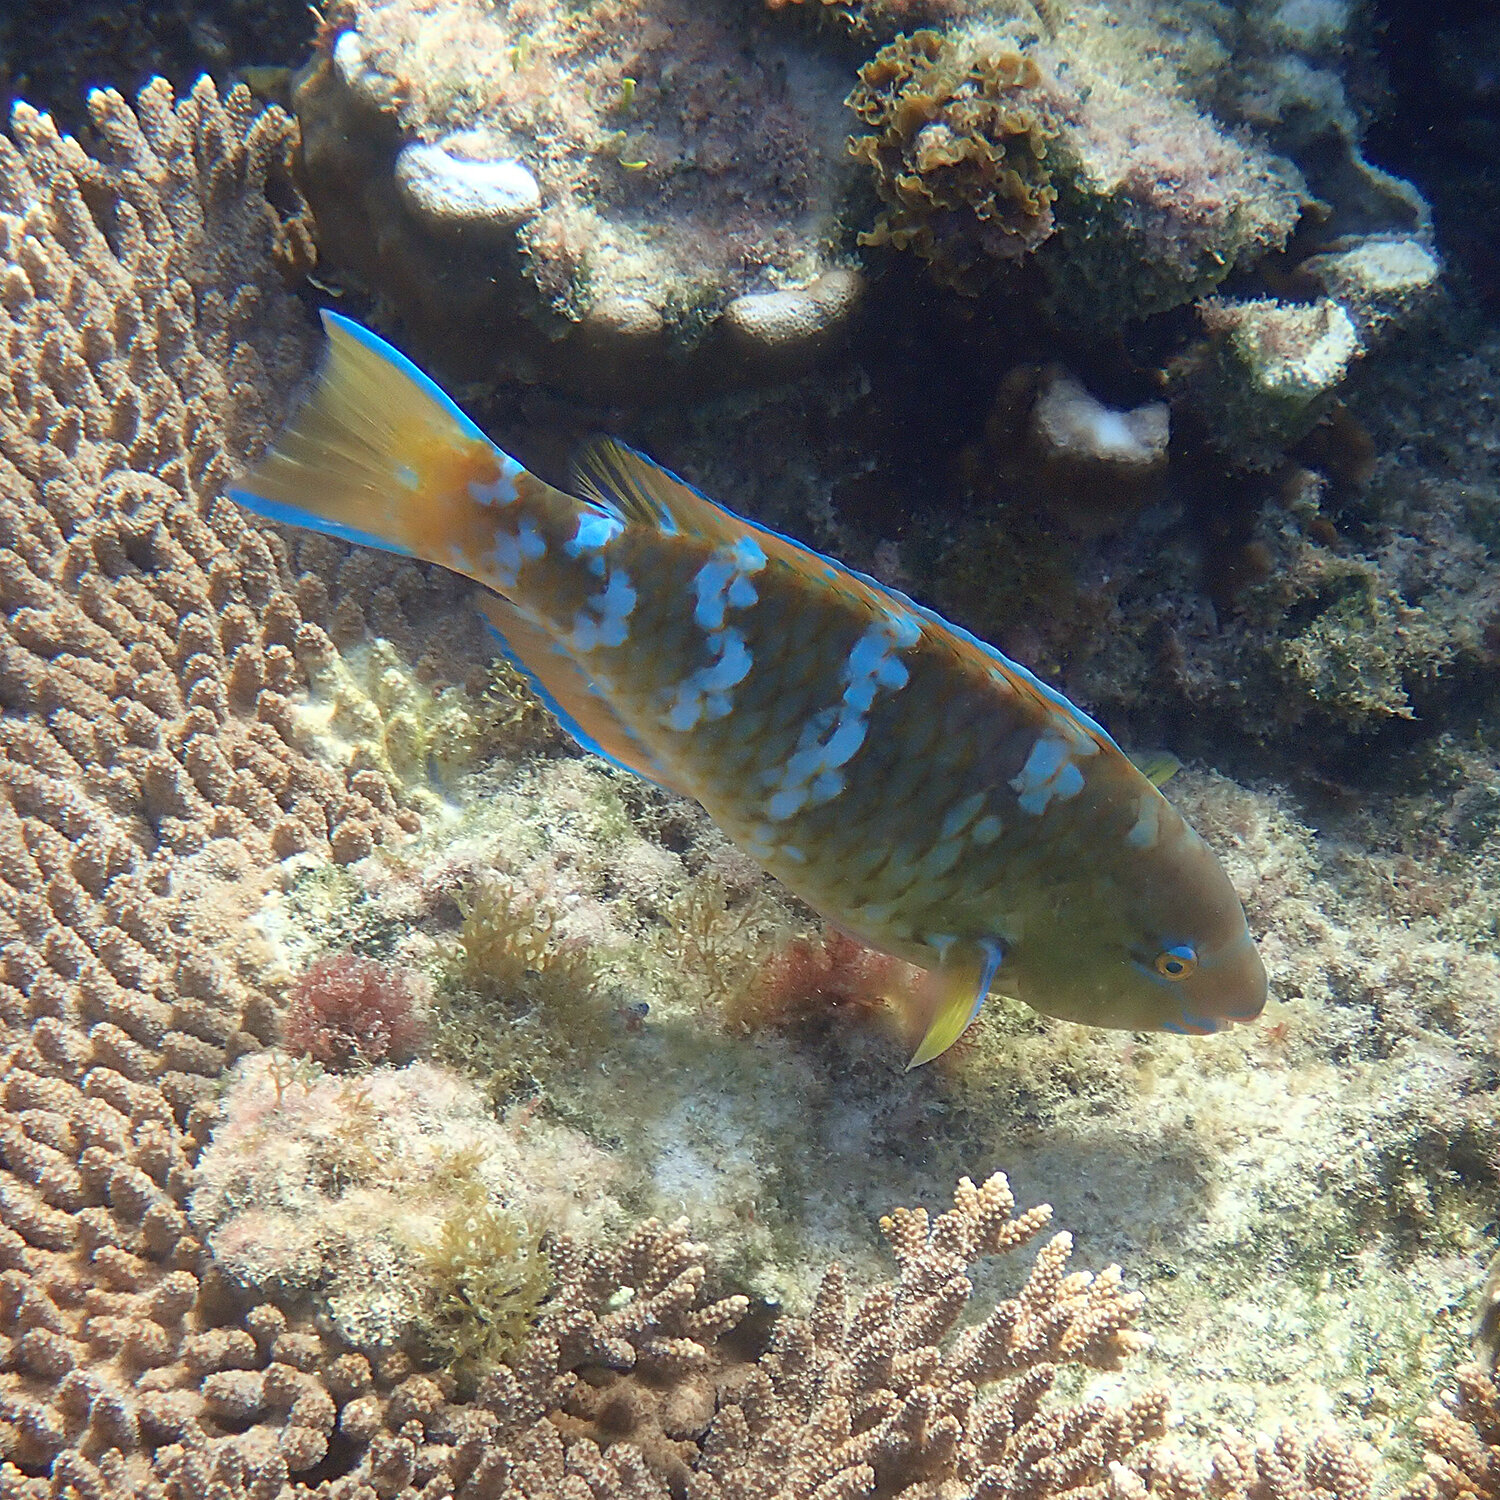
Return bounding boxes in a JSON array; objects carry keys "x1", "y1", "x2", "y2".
[{"x1": 229, "y1": 310, "x2": 527, "y2": 572}]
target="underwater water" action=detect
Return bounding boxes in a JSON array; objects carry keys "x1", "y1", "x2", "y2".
[{"x1": 2, "y1": 2, "x2": 1500, "y2": 1499}]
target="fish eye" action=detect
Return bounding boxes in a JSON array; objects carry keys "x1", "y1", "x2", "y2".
[{"x1": 1153, "y1": 945, "x2": 1197, "y2": 980}]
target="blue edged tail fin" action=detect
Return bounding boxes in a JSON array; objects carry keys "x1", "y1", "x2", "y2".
[{"x1": 229, "y1": 311, "x2": 527, "y2": 569}]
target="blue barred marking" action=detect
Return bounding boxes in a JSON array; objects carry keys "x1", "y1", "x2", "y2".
[
  {"x1": 1011, "y1": 733, "x2": 1086, "y2": 816},
  {"x1": 571, "y1": 568, "x2": 637, "y2": 651},
  {"x1": 763, "y1": 610, "x2": 918, "y2": 822},
  {"x1": 665, "y1": 539, "x2": 764, "y2": 730},
  {"x1": 665, "y1": 627, "x2": 753, "y2": 730},
  {"x1": 566, "y1": 510, "x2": 623, "y2": 556},
  {"x1": 485, "y1": 516, "x2": 547, "y2": 591},
  {"x1": 691, "y1": 536, "x2": 767, "y2": 632},
  {"x1": 468, "y1": 455, "x2": 525, "y2": 506},
  {"x1": 692, "y1": 556, "x2": 737, "y2": 631}
]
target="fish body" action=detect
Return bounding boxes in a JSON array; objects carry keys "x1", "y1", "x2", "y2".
[{"x1": 232, "y1": 312, "x2": 1267, "y2": 1063}]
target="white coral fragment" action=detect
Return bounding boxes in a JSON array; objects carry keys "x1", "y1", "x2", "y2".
[
  {"x1": 395, "y1": 138, "x2": 542, "y2": 232},
  {"x1": 1031, "y1": 368, "x2": 1170, "y2": 471}
]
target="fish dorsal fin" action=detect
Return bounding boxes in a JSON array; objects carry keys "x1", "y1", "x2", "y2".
[
  {"x1": 575, "y1": 438, "x2": 1125, "y2": 770},
  {"x1": 891, "y1": 591, "x2": 1120, "y2": 759},
  {"x1": 474, "y1": 590, "x2": 689, "y2": 798},
  {"x1": 573, "y1": 437, "x2": 759, "y2": 547},
  {"x1": 574, "y1": 439, "x2": 932, "y2": 620}
]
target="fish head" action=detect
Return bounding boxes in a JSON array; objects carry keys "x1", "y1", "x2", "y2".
[{"x1": 1009, "y1": 804, "x2": 1267, "y2": 1035}]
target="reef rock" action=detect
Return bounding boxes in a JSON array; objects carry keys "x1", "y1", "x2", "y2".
[{"x1": 295, "y1": 0, "x2": 865, "y2": 397}]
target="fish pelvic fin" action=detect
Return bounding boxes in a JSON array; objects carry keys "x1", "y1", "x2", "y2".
[
  {"x1": 229, "y1": 311, "x2": 532, "y2": 577},
  {"x1": 906, "y1": 938, "x2": 1005, "y2": 1069}
]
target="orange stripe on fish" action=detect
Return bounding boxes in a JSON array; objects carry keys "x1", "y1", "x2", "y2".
[{"x1": 231, "y1": 312, "x2": 1268, "y2": 1065}]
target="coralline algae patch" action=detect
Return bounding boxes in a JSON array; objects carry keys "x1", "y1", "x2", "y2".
[
  {"x1": 189, "y1": 1055, "x2": 621, "y2": 1355},
  {"x1": 241, "y1": 730, "x2": 1500, "y2": 1467}
]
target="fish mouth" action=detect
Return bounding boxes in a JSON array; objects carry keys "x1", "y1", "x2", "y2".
[
  {"x1": 1222, "y1": 1001, "x2": 1269, "y2": 1023},
  {"x1": 1163, "y1": 1010, "x2": 1227, "y2": 1036},
  {"x1": 1203, "y1": 932, "x2": 1269, "y2": 1028}
]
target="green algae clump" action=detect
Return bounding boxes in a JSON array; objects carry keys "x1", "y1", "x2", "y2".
[
  {"x1": 447, "y1": 881, "x2": 602, "y2": 1003},
  {"x1": 417, "y1": 1152, "x2": 550, "y2": 1383},
  {"x1": 434, "y1": 880, "x2": 617, "y2": 1105},
  {"x1": 847, "y1": 30, "x2": 1056, "y2": 295}
]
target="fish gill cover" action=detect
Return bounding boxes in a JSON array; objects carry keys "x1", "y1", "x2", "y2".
[{"x1": 1, "y1": 3, "x2": 1500, "y2": 1500}]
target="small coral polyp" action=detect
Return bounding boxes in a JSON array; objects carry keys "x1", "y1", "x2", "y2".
[{"x1": 295, "y1": 0, "x2": 863, "y2": 395}]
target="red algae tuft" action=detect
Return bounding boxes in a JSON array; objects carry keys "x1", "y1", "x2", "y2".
[{"x1": 283, "y1": 955, "x2": 427, "y2": 1071}]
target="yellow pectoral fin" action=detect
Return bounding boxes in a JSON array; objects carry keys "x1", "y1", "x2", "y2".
[{"x1": 906, "y1": 939, "x2": 1004, "y2": 1069}]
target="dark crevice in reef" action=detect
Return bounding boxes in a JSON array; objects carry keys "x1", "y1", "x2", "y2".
[
  {"x1": 0, "y1": 0, "x2": 314, "y2": 131},
  {"x1": 1363, "y1": 0, "x2": 1500, "y2": 312}
]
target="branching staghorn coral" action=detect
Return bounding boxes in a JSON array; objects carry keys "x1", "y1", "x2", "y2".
[
  {"x1": 9, "y1": 1171, "x2": 1385, "y2": 1500},
  {"x1": 686, "y1": 1170, "x2": 1151, "y2": 1498},
  {"x1": 1406, "y1": 1365, "x2": 1500, "y2": 1500}
]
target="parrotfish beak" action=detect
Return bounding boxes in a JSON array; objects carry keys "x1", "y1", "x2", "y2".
[{"x1": 1174, "y1": 932, "x2": 1268, "y2": 1033}]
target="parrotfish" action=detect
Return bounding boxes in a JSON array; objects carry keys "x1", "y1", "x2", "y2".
[{"x1": 231, "y1": 312, "x2": 1267, "y2": 1065}]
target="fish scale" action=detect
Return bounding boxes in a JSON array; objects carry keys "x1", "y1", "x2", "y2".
[{"x1": 231, "y1": 310, "x2": 1268, "y2": 1065}]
